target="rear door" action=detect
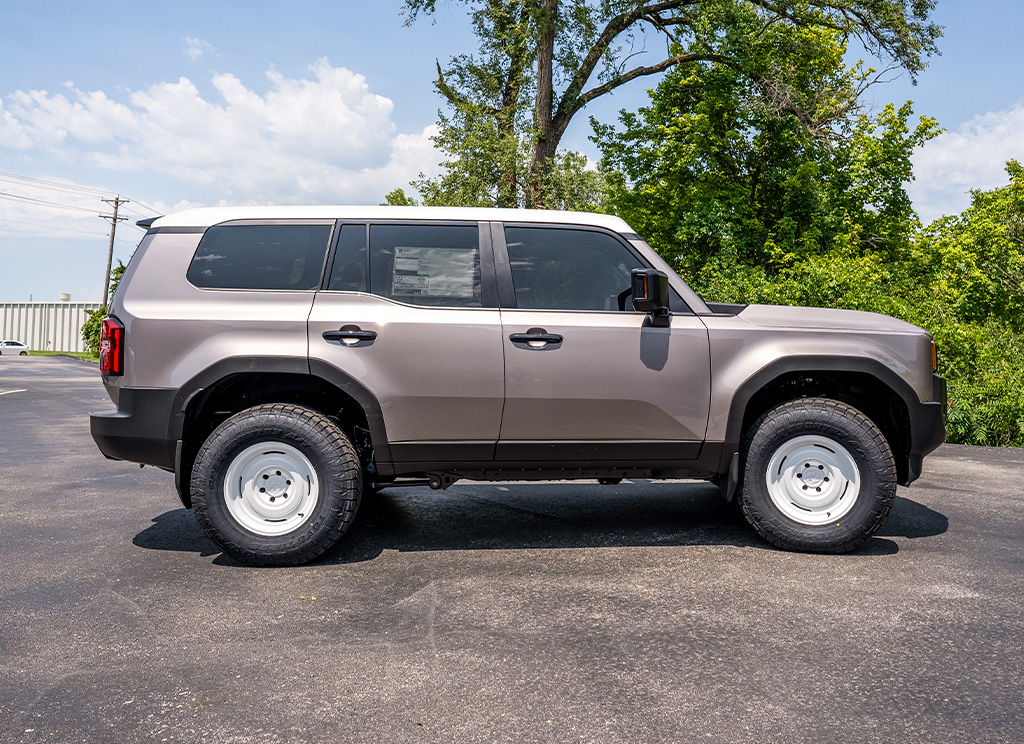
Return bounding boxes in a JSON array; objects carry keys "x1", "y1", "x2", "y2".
[
  {"x1": 308, "y1": 221, "x2": 505, "y2": 467},
  {"x1": 494, "y1": 222, "x2": 711, "y2": 464}
]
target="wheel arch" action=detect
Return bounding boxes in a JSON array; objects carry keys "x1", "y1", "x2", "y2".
[
  {"x1": 170, "y1": 357, "x2": 391, "y2": 507},
  {"x1": 721, "y1": 356, "x2": 918, "y2": 488}
]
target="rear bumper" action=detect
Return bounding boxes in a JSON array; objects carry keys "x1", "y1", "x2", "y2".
[
  {"x1": 905, "y1": 373, "x2": 947, "y2": 484},
  {"x1": 90, "y1": 387, "x2": 178, "y2": 470}
]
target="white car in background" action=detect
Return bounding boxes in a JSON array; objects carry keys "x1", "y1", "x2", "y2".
[{"x1": 0, "y1": 340, "x2": 30, "y2": 355}]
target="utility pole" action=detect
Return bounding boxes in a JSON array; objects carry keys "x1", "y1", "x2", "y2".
[{"x1": 99, "y1": 196, "x2": 128, "y2": 308}]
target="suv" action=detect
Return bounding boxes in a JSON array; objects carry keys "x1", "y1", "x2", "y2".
[{"x1": 91, "y1": 206, "x2": 946, "y2": 566}]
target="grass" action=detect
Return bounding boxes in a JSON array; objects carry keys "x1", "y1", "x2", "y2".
[{"x1": 30, "y1": 351, "x2": 98, "y2": 361}]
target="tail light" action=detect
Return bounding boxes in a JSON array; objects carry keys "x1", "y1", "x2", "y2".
[{"x1": 100, "y1": 317, "x2": 124, "y2": 376}]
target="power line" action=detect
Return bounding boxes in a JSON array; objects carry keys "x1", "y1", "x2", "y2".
[
  {"x1": 0, "y1": 169, "x2": 163, "y2": 217},
  {"x1": 0, "y1": 170, "x2": 112, "y2": 198},
  {"x1": 0, "y1": 216, "x2": 110, "y2": 238},
  {"x1": 126, "y1": 199, "x2": 163, "y2": 216},
  {"x1": 0, "y1": 216, "x2": 142, "y2": 247},
  {"x1": 119, "y1": 205, "x2": 162, "y2": 222},
  {"x1": 0, "y1": 190, "x2": 99, "y2": 214}
]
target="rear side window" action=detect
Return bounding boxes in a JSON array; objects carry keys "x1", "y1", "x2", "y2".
[
  {"x1": 187, "y1": 224, "x2": 332, "y2": 290},
  {"x1": 326, "y1": 224, "x2": 368, "y2": 292},
  {"x1": 369, "y1": 224, "x2": 481, "y2": 307}
]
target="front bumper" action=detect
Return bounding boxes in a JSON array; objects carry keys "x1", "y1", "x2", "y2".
[{"x1": 905, "y1": 373, "x2": 947, "y2": 484}]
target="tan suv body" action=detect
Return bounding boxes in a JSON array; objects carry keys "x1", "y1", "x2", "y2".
[{"x1": 91, "y1": 206, "x2": 945, "y2": 565}]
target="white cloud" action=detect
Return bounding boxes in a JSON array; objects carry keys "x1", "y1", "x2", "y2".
[
  {"x1": 184, "y1": 37, "x2": 213, "y2": 61},
  {"x1": 0, "y1": 59, "x2": 440, "y2": 207},
  {"x1": 909, "y1": 104, "x2": 1024, "y2": 223}
]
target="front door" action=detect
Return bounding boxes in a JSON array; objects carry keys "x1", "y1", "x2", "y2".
[{"x1": 494, "y1": 223, "x2": 711, "y2": 463}]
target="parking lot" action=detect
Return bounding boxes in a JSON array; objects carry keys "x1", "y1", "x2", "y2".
[{"x1": 1, "y1": 355, "x2": 1022, "y2": 743}]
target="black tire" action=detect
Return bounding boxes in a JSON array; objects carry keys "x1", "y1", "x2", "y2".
[
  {"x1": 19, "y1": 351, "x2": 27, "y2": 356},
  {"x1": 191, "y1": 403, "x2": 362, "y2": 566},
  {"x1": 739, "y1": 398, "x2": 896, "y2": 553}
]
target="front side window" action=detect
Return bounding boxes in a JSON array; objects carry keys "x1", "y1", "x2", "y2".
[
  {"x1": 369, "y1": 224, "x2": 482, "y2": 307},
  {"x1": 187, "y1": 223, "x2": 332, "y2": 290},
  {"x1": 504, "y1": 227, "x2": 645, "y2": 311}
]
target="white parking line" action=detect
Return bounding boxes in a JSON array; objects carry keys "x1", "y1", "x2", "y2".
[{"x1": 0, "y1": 389, "x2": 28, "y2": 396}]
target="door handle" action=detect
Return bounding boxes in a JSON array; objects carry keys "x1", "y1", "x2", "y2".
[
  {"x1": 509, "y1": 328, "x2": 563, "y2": 346},
  {"x1": 322, "y1": 326, "x2": 377, "y2": 345}
]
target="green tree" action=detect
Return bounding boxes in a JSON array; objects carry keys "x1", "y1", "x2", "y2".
[
  {"x1": 907, "y1": 163, "x2": 1024, "y2": 446},
  {"x1": 595, "y1": 23, "x2": 940, "y2": 285},
  {"x1": 403, "y1": 0, "x2": 940, "y2": 207},
  {"x1": 81, "y1": 261, "x2": 125, "y2": 357}
]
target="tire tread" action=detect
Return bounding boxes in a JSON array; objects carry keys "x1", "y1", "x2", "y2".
[
  {"x1": 191, "y1": 403, "x2": 361, "y2": 566},
  {"x1": 739, "y1": 397, "x2": 896, "y2": 553}
]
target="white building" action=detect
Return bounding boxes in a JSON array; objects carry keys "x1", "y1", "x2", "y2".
[{"x1": 0, "y1": 301, "x2": 100, "y2": 353}]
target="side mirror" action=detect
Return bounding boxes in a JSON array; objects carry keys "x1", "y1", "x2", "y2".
[{"x1": 631, "y1": 269, "x2": 670, "y2": 326}]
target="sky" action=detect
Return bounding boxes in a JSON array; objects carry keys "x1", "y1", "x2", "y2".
[{"x1": 1, "y1": 0, "x2": 1023, "y2": 303}]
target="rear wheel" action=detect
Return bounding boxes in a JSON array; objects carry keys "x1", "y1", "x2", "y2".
[
  {"x1": 739, "y1": 398, "x2": 896, "y2": 553},
  {"x1": 191, "y1": 403, "x2": 362, "y2": 566}
]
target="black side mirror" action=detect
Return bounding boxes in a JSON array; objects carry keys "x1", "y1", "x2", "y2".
[{"x1": 631, "y1": 268, "x2": 670, "y2": 326}]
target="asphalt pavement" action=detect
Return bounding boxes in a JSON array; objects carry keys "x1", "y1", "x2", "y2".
[{"x1": 1, "y1": 356, "x2": 1022, "y2": 744}]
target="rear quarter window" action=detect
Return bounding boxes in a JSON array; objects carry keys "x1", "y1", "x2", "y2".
[{"x1": 187, "y1": 224, "x2": 332, "y2": 290}]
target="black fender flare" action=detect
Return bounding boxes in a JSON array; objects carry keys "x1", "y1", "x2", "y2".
[
  {"x1": 719, "y1": 354, "x2": 941, "y2": 487},
  {"x1": 170, "y1": 356, "x2": 394, "y2": 505}
]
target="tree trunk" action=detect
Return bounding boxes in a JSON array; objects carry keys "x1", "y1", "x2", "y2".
[
  {"x1": 526, "y1": 0, "x2": 557, "y2": 208},
  {"x1": 496, "y1": 1, "x2": 526, "y2": 208}
]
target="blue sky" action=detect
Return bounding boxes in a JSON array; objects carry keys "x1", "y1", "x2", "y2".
[{"x1": 1, "y1": 0, "x2": 1023, "y2": 303}]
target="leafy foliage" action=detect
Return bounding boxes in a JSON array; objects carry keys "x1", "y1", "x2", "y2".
[
  {"x1": 595, "y1": 24, "x2": 940, "y2": 272},
  {"x1": 402, "y1": 0, "x2": 940, "y2": 207},
  {"x1": 81, "y1": 261, "x2": 125, "y2": 357}
]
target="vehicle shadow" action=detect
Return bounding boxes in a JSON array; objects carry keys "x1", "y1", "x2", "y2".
[
  {"x1": 132, "y1": 508, "x2": 220, "y2": 557},
  {"x1": 133, "y1": 481, "x2": 947, "y2": 564},
  {"x1": 877, "y1": 491, "x2": 950, "y2": 539}
]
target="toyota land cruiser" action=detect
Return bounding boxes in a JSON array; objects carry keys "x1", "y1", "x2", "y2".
[{"x1": 90, "y1": 206, "x2": 946, "y2": 565}]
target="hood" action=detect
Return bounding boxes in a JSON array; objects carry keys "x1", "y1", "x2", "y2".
[{"x1": 738, "y1": 304, "x2": 923, "y2": 334}]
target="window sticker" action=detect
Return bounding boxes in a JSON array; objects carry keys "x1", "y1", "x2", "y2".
[{"x1": 392, "y1": 246, "x2": 477, "y2": 298}]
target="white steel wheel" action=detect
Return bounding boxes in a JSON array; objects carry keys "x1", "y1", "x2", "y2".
[
  {"x1": 222, "y1": 442, "x2": 320, "y2": 536},
  {"x1": 192, "y1": 403, "x2": 362, "y2": 566},
  {"x1": 739, "y1": 397, "x2": 897, "y2": 554},
  {"x1": 765, "y1": 434, "x2": 860, "y2": 526}
]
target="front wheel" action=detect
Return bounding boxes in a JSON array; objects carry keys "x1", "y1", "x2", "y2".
[
  {"x1": 739, "y1": 398, "x2": 896, "y2": 553},
  {"x1": 19, "y1": 351, "x2": 27, "y2": 356},
  {"x1": 191, "y1": 403, "x2": 362, "y2": 566}
]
